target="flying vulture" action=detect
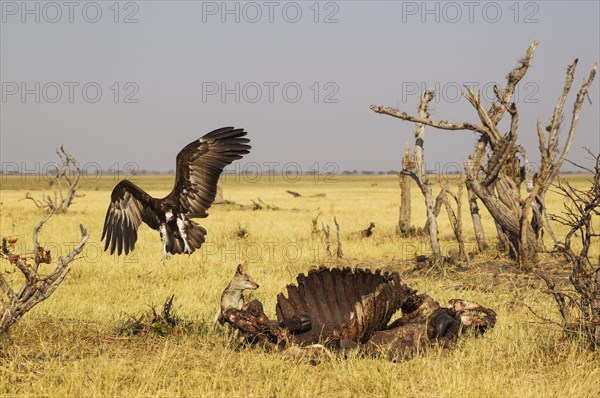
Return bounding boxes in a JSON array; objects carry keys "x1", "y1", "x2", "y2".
[{"x1": 101, "y1": 127, "x2": 251, "y2": 261}]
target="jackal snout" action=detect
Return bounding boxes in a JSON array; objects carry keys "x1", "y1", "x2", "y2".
[{"x1": 232, "y1": 261, "x2": 259, "y2": 291}]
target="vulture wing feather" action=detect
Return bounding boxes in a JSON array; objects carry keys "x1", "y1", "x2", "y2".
[
  {"x1": 101, "y1": 180, "x2": 158, "y2": 255},
  {"x1": 168, "y1": 127, "x2": 251, "y2": 216}
]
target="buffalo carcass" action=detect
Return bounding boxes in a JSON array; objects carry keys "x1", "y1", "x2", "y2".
[{"x1": 222, "y1": 266, "x2": 496, "y2": 360}]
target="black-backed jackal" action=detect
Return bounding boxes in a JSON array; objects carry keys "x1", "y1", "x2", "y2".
[{"x1": 213, "y1": 261, "x2": 259, "y2": 324}]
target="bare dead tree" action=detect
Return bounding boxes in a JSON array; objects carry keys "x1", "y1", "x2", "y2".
[
  {"x1": 254, "y1": 197, "x2": 280, "y2": 211},
  {"x1": 321, "y1": 217, "x2": 343, "y2": 258},
  {"x1": 311, "y1": 211, "x2": 322, "y2": 235},
  {"x1": 322, "y1": 222, "x2": 332, "y2": 257},
  {"x1": 260, "y1": 197, "x2": 280, "y2": 210},
  {"x1": 389, "y1": 90, "x2": 441, "y2": 259},
  {"x1": 23, "y1": 146, "x2": 83, "y2": 214},
  {"x1": 371, "y1": 41, "x2": 597, "y2": 265},
  {"x1": 0, "y1": 211, "x2": 89, "y2": 334},
  {"x1": 334, "y1": 216, "x2": 344, "y2": 258},
  {"x1": 539, "y1": 149, "x2": 600, "y2": 349},
  {"x1": 250, "y1": 199, "x2": 263, "y2": 211},
  {"x1": 441, "y1": 178, "x2": 469, "y2": 264}
]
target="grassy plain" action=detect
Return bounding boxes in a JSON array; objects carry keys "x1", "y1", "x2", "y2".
[{"x1": 0, "y1": 174, "x2": 599, "y2": 397}]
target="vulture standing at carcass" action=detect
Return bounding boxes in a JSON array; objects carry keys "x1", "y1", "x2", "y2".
[{"x1": 101, "y1": 127, "x2": 251, "y2": 262}]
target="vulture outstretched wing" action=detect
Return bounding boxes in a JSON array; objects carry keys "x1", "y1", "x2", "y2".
[
  {"x1": 167, "y1": 127, "x2": 251, "y2": 216},
  {"x1": 102, "y1": 180, "x2": 159, "y2": 255}
]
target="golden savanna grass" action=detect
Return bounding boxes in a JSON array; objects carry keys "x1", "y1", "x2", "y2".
[{"x1": 0, "y1": 174, "x2": 599, "y2": 397}]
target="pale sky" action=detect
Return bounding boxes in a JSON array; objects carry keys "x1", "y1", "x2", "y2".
[{"x1": 1, "y1": 1, "x2": 599, "y2": 175}]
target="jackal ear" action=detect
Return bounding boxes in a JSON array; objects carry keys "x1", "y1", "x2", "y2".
[{"x1": 236, "y1": 261, "x2": 248, "y2": 274}]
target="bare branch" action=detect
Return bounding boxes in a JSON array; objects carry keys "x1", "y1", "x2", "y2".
[
  {"x1": 22, "y1": 146, "x2": 83, "y2": 214},
  {"x1": 0, "y1": 275, "x2": 15, "y2": 300},
  {"x1": 1, "y1": 215, "x2": 89, "y2": 335},
  {"x1": 489, "y1": 40, "x2": 539, "y2": 124},
  {"x1": 546, "y1": 60, "x2": 578, "y2": 157},
  {"x1": 536, "y1": 272, "x2": 570, "y2": 323},
  {"x1": 542, "y1": 63, "x2": 598, "y2": 190},
  {"x1": 463, "y1": 87, "x2": 501, "y2": 144},
  {"x1": 543, "y1": 150, "x2": 600, "y2": 347},
  {"x1": 522, "y1": 300, "x2": 564, "y2": 328},
  {"x1": 370, "y1": 105, "x2": 490, "y2": 136},
  {"x1": 32, "y1": 211, "x2": 54, "y2": 267},
  {"x1": 21, "y1": 193, "x2": 46, "y2": 210},
  {"x1": 399, "y1": 170, "x2": 424, "y2": 195}
]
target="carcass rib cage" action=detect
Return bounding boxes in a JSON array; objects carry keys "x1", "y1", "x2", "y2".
[{"x1": 275, "y1": 267, "x2": 415, "y2": 344}]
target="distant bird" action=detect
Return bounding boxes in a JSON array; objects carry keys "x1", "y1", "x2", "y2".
[
  {"x1": 286, "y1": 190, "x2": 302, "y2": 197},
  {"x1": 361, "y1": 222, "x2": 375, "y2": 238},
  {"x1": 101, "y1": 127, "x2": 251, "y2": 262}
]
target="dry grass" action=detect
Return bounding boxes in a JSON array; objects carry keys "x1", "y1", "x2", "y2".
[{"x1": 1, "y1": 174, "x2": 599, "y2": 397}]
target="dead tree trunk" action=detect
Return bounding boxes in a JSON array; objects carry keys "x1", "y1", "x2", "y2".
[
  {"x1": 441, "y1": 179, "x2": 469, "y2": 263},
  {"x1": 322, "y1": 222, "x2": 332, "y2": 257},
  {"x1": 384, "y1": 91, "x2": 440, "y2": 259},
  {"x1": 411, "y1": 91, "x2": 440, "y2": 259},
  {"x1": 398, "y1": 142, "x2": 414, "y2": 234},
  {"x1": 371, "y1": 41, "x2": 597, "y2": 265},
  {"x1": 455, "y1": 177, "x2": 468, "y2": 262},
  {"x1": 0, "y1": 212, "x2": 89, "y2": 334},
  {"x1": 334, "y1": 216, "x2": 344, "y2": 259},
  {"x1": 466, "y1": 183, "x2": 488, "y2": 252},
  {"x1": 424, "y1": 186, "x2": 445, "y2": 233},
  {"x1": 494, "y1": 221, "x2": 509, "y2": 252}
]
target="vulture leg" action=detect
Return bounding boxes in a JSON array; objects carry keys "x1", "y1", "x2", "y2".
[
  {"x1": 159, "y1": 223, "x2": 170, "y2": 264},
  {"x1": 176, "y1": 214, "x2": 193, "y2": 254}
]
